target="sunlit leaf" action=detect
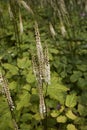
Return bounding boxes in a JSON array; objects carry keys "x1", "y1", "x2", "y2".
[
  {"x1": 65, "y1": 93, "x2": 77, "y2": 107},
  {"x1": 3, "y1": 63, "x2": 18, "y2": 75},
  {"x1": 67, "y1": 124, "x2": 78, "y2": 130},
  {"x1": 51, "y1": 110, "x2": 60, "y2": 117},
  {"x1": 66, "y1": 110, "x2": 77, "y2": 120},
  {"x1": 56, "y1": 115, "x2": 67, "y2": 123},
  {"x1": 16, "y1": 92, "x2": 30, "y2": 110},
  {"x1": 17, "y1": 57, "x2": 31, "y2": 69}
]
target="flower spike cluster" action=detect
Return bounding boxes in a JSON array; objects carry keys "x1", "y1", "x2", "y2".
[
  {"x1": 32, "y1": 21, "x2": 50, "y2": 118},
  {"x1": 0, "y1": 72, "x2": 15, "y2": 111}
]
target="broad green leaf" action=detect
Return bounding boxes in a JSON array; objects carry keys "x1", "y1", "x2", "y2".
[
  {"x1": 78, "y1": 91, "x2": 87, "y2": 105},
  {"x1": 3, "y1": 63, "x2": 18, "y2": 75},
  {"x1": 47, "y1": 76, "x2": 69, "y2": 103},
  {"x1": 33, "y1": 113, "x2": 41, "y2": 121},
  {"x1": 76, "y1": 65, "x2": 87, "y2": 72},
  {"x1": 21, "y1": 113, "x2": 32, "y2": 122},
  {"x1": 77, "y1": 78, "x2": 87, "y2": 89},
  {"x1": 66, "y1": 110, "x2": 77, "y2": 120},
  {"x1": 65, "y1": 93, "x2": 77, "y2": 107},
  {"x1": 48, "y1": 88, "x2": 66, "y2": 104},
  {"x1": 22, "y1": 84, "x2": 31, "y2": 91},
  {"x1": 56, "y1": 115, "x2": 67, "y2": 123},
  {"x1": 17, "y1": 57, "x2": 31, "y2": 69},
  {"x1": 29, "y1": 104, "x2": 38, "y2": 113},
  {"x1": 31, "y1": 88, "x2": 37, "y2": 94},
  {"x1": 0, "y1": 111, "x2": 13, "y2": 130},
  {"x1": 51, "y1": 110, "x2": 60, "y2": 117},
  {"x1": 20, "y1": 124, "x2": 32, "y2": 130},
  {"x1": 49, "y1": 48, "x2": 59, "y2": 54},
  {"x1": 78, "y1": 104, "x2": 87, "y2": 117},
  {"x1": 60, "y1": 71, "x2": 67, "y2": 78},
  {"x1": 70, "y1": 71, "x2": 82, "y2": 82},
  {"x1": 26, "y1": 70, "x2": 35, "y2": 83},
  {"x1": 9, "y1": 81, "x2": 17, "y2": 90},
  {"x1": 67, "y1": 124, "x2": 78, "y2": 130},
  {"x1": 16, "y1": 92, "x2": 30, "y2": 110}
]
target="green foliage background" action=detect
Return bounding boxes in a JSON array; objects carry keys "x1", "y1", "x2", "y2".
[{"x1": 0, "y1": 1, "x2": 87, "y2": 130}]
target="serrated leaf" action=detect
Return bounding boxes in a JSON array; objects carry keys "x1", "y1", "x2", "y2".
[
  {"x1": 76, "y1": 65, "x2": 87, "y2": 72},
  {"x1": 33, "y1": 113, "x2": 41, "y2": 121},
  {"x1": 67, "y1": 124, "x2": 77, "y2": 130},
  {"x1": 16, "y1": 92, "x2": 30, "y2": 110},
  {"x1": 17, "y1": 57, "x2": 31, "y2": 69},
  {"x1": 49, "y1": 48, "x2": 59, "y2": 54},
  {"x1": 66, "y1": 110, "x2": 77, "y2": 120},
  {"x1": 26, "y1": 70, "x2": 35, "y2": 83},
  {"x1": 78, "y1": 104, "x2": 87, "y2": 117},
  {"x1": 77, "y1": 78, "x2": 87, "y2": 89},
  {"x1": 9, "y1": 81, "x2": 17, "y2": 90},
  {"x1": 21, "y1": 113, "x2": 32, "y2": 122},
  {"x1": 47, "y1": 76, "x2": 69, "y2": 103},
  {"x1": 70, "y1": 71, "x2": 82, "y2": 82},
  {"x1": 65, "y1": 93, "x2": 77, "y2": 107},
  {"x1": 3, "y1": 63, "x2": 18, "y2": 75},
  {"x1": 78, "y1": 92, "x2": 87, "y2": 105},
  {"x1": 51, "y1": 110, "x2": 60, "y2": 117},
  {"x1": 23, "y1": 84, "x2": 31, "y2": 91},
  {"x1": 56, "y1": 115, "x2": 67, "y2": 123},
  {"x1": 20, "y1": 124, "x2": 32, "y2": 130}
]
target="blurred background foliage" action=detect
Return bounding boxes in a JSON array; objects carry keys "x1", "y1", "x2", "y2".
[{"x1": 0, "y1": 0, "x2": 87, "y2": 130}]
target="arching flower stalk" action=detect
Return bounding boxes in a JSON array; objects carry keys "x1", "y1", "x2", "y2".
[
  {"x1": 34, "y1": 21, "x2": 46, "y2": 118},
  {"x1": 34, "y1": 21, "x2": 45, "y2": 81},
  {"x1": 0, "y1": 72, "x2": 19, "y2": 130},
  {"x1": 0, "y1": 72, "x2": 15, "y2": 111},
  {"x1": 33, "y1": 21, "x2": 50, "y2": 118}
]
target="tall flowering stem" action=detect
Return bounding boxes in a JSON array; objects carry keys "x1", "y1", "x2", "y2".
[
  {"x1": 33, "y1": 21, "x2": 50, "y2": 118},
  {"x1": 34, "y1": 21, "x2": 46, "y2": 118},
  {"x1": 0, "y1": 72, "x2": 19, "y2": 130}
]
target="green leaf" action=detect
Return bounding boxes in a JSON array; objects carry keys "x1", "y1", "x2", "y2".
[
  {"x1": 49, "y1": 48, "x2": 59, "y2": 54},
  {"x1": 77, "y1": 78, "x2": 87, "y2": 89},
  {"x1": 16, "y1": 92, "x2": 30, "y2": 110},
  {"x1": 51, "y1": 110, "x2": 60, "y2": 117},
  {"x1": 17, "y1": 57, "x2": 31, "y2": 69},
  {"x1": 78, "y1": 91, "x2": 87, "y2": 105},
  {"x1": 33, "y1": 113, "x2": 41, "y2": 121},
  {"x1": 22, "y1": 84, "x2": 31, "y2": 92},
  {"x1": 21, "y1": 113, "x2": 32, "y2": 122},
  {"x1": 66, "y1": 110, "x2": 77, "y2": 120},
  {"x1": 56, "y1": 115, "x2": 67, "y2": 123},
  {"x1": 3, "y1": 63, "x2": 18, "y2": 75},
  {"x1": 48, "y1": 86, "x2": 67, "y2": 104},
  {"x1": 76, "y1": 65, "x2": 87, "y2": 72},
  {"x1": 26, "y1": 70, "x2": 35, "y2": 83},
  {"x1": 67, "y1": 124, "x2": 78, "y2": 130},
  {"x1": 70, "y1": 71, "x2": 82, "y2": 82},
  {"x1": 78, "y1": 104, "x2": 87, "y2": 117},
  {"x1": 9, "y1": 81, "x2": 17, "y2": 90},
  {"x1": 65, "y1": 93, "x2": 77, "y2": 108},
  {"x1": 20, "y1": 124, "x2": 32, "y2": 130}
]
